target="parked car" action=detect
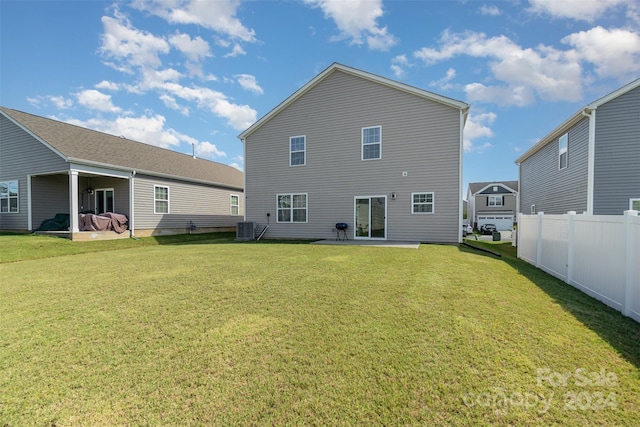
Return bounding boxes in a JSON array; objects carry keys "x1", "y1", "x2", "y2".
[{"x1": 480, "y1": 223, "x2": 497, "y2": 235}]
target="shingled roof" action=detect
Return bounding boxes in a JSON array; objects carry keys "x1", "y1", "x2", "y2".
[
  {"x1": 1, "y1": 107, "x2": 243, "y2": 190},
  {"x1": 468, "y1": 181, "x2": 518, "y2": 195}
]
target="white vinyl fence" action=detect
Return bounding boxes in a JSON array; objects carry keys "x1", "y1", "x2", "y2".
[{"x1": 517, "y1": 210, "x2": 640, "y2": 323}]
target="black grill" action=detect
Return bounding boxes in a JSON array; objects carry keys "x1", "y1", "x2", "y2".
[{"x1": 335, "y1": 223, "x2": 348, "y2": 230}]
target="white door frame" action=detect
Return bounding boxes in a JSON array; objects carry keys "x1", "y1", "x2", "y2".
[{"x1": 353, "y1": 195, "x2": 387, "y2": 240}]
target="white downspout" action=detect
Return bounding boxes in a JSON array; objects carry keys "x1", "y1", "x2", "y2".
[
  {"x1": 583, "y1": 109, "x2": 596, "y2": 215},
  {"x1": 459, "y1": 109, "x2": 465, "y2": 243}
]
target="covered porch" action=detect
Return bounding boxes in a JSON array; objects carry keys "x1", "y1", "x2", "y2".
[{"x1": 29, "y1": 163, "x2": 136, "y2": 240}]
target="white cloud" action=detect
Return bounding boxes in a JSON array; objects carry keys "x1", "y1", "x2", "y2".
[
  {"x1": 235, "y1": 74, "x2": 263, "y2": 95},
  {"x1": 429, "y1": 68, "x2": 457, "y2": 91},
  {"x1": 147, "y1": 81, "x2": 256, "y2": 130},
  {"x1": 64, "y1": 114, "x2": 180, "y2": 149},
  {"x1": 131, "y1": 0, "x2": 256, "y2": 42},
  {"x1": 562, "y1": 26, "x2": 640, "y2": 80},
  {"x1": 196, "y1": 141, "x2": 226, "y2": 158},
  {"x1": 528, "y1": 0, "x2": 628, "y2": 22},
  {"x1": 390, "y1": 54, "x2": 410, "y2": 78},
  {"x1": 169, "y1": 32, "x2": 211, "y2": 61},
  {"x1": 304, "y1": 0, "x2": 397, "y2": 50},
  {"x1": 159, "y1": 94, "x2": 190, "y2": 116},
  {"x1": 95, "y1": 80, "x2": 120, "y2": 91},
  {"x1": 414, "y1": 30, "x2": 583, "y2": 105},
  {"x1": 479, "y1": 5, "x2": 501, "y2": 16},
  {"x1": 224, "y1": 43, "x2": 246, "y2": 58},
  {"x1": 48, "y1": 96, "x2": 73, "y2": 109},
  {"x1": 464, "y1": 112, "x2": 496, "y2": 153},
  {"x1": 100, "y1": 12, "x2": 170, "y2": 70},
  {"x1": 76, "y1": 89, "x2": 122, "y2": 113}
]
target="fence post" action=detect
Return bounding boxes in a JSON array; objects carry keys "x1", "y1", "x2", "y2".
[
  {"x1": 536, "y1": 212, "x2": 544, "y2": 268},
  {"x1": 623, "y1": 210, "x2": 638, "y2": 317},
  {"x1": 567, "y1": 211, "x2": 576, "y2": 285}
]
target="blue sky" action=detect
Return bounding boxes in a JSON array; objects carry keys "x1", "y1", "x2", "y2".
[{"x1": 1, "y1": 0, "x2": 639, "y2": 196}]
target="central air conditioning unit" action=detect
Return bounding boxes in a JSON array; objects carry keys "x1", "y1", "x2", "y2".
[{"x1": 236, "y1": 221, "x2": 255, "y2": 241}]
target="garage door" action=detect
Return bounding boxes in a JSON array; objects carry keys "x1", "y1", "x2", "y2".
[{"x1": 477, "y1": 215, "x2": 514, "y2": 231}]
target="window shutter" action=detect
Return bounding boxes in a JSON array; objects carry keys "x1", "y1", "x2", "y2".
[{"x1": 502, "y1": 196, "x2": 505, "y2": 205}]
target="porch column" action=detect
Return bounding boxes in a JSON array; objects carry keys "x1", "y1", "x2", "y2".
[
  {"x1": 129, "y1": 171, "x2": 136, "y2": 237},
  {"x1": 69, "y1": 171, "x2": 80, "y2": 232}
]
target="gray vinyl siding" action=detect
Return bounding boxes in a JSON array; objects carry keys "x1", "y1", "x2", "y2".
[
  {"x1": 245, "y1": 70, "x2": 461, "y2": 242},
  {"x1": 474, "y1": 194, "x2": 517, "y2": 213},
  {"x1": 31, "y1": 175, "x2": 70, "y2": 229},
  {"x1": 519, "y1": 117, "x2": 589, "y2": 214},
  {"x1": 0, "y1": 115, "x2": 68, "y2": 229},
  {"x1": 133, "y1": 174, "x2": 243, "y2": 230},
  {"x1": 593, "y1": 86, "x2": 640, "y2": 214},
  {"x1": 87, "y1": 176, "x2": 130, "y2": 216}
]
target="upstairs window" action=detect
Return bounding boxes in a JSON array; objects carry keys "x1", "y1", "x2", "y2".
[
  {"x1": 362, "y1": 126, "x2": 381, "y2": 160},
  {"x1": 412, "y1": 192, "x2": 434, "y2": 214},
  {"x1": 230, "y1": 194, "x2": 239, "y2": 216},
  {"x1": 630, "y1": 199, "x2": 640, "y2": 211},
  {"x1": 488, "y1": 195, "x2": 503, "y2": 206},
  {"x1": 277, "y1": 193, "x2": 307, "y2": 223},
  {"x1": 154, "y1": 185, "x2": 169, "y2": 214},
  {"x1": 531, "y1": 204, "x2": 536, "y2": 214},
  {"x1": 559, "y1": 133, "x2": 568, "y2": 170},
  {"x1": 0, "y1": 180, "x2": 18, "y2": 213},
  {"x1": 290, "y1": 135, "x2": 306, "y2": 166}
]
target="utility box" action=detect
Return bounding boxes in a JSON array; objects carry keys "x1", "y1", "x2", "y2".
[
  {"x1": 236, "y1": 222, "x2": 255, "y2": 241},
  {"x1": 492, "y1": 231, "x2": 501, "y2": 241}
]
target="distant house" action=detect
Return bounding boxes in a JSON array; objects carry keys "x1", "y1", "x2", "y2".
[
  {"x1": 516, "y1": 78, "x2": 640, "y2": 215},
  {"x1": 0, "y1": 107, "x2": 243, "y2": 239},
  {"x1": 238, "y1": 63, "x2": 469, "y2": 243},
  {"x1": 466, "y1": 181, "x2": 518, "y2": 230}
]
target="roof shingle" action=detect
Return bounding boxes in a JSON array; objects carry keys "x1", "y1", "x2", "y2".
[{"x1": 1, "y1": 107, "x2": 243, "y2": 189}]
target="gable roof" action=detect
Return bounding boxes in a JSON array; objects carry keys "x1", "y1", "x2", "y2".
[
  {"x1": 238, "y1": 62, "x2": 469, "y2": 140},
  {"x1": 515, "y1": 77, "x2": 640, "y2": 164},
  {"x1": 468, "y1": 181, "x2": 519, "y2": 195},
  {"x1": 0, "y1": 107, "x2": 243, "y2": 190}
]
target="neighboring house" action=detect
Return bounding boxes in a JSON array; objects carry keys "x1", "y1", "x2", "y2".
[
  {"x1": 0, "y1": 107, "x2": 243, "y2": 239},
  {"x1": 516, "y1": 78, "x2": 640, "y2": 215},
  {"x1": 238, "y1": 63, "x2": 469, "y2": 243},
  {"x1": 466, "y1": 181, "x2": 518, "y2": 230}
]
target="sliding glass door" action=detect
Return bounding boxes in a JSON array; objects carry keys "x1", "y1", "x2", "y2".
[{"x1": 354, "y1": 196, "x2": 386, "y2": 239}]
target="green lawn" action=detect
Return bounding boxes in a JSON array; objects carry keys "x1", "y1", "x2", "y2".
[{"x1": 1, "y1": 234, "x2": 639, "y2": 425}]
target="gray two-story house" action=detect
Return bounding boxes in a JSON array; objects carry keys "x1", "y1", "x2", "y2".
[
  {"x1": 516, "y1": 78, "x2": 640, "y2": 215},
  {"x1": 0, "y1": 107, "x2": 243, "y2": 239},
  {"x1": 466, "y1": 181, "x2": 518, "y2": 230},
  {"x1": 238, "y1": 63, "x2": 469, "y2": 243}
]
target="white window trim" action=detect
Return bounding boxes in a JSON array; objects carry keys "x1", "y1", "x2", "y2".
[
  {"x1": 488, "y1": 195, "x2": 503, "y2": 207},
  {"x1": 154, "y1": 185, "x2": 170, "y2": 214},
  {"x1": 230, "y1": 194, "x2": 240, "y2": 216},
  {"x1": 531, "y1": 204, "x2": 536, "y2": 215},
  {"x1": 361, "y1": 125, "x2": 382, "y2": 161},
  {"x1": 630, "y1": 198, "x2": 640, "y2": 211},
  {"x1": 559, "y1": 133, "x2": 568, "y2": 170},
  {"x1": 411, "y1": 192, "x2": 435, "y2": 214},
  {"x1": 276, "y1": 193, "x2": 308, "y2": 223},
  {"x1": 289, "y1": 135, "x2": 306, "y2": 167},
  {"x1": 0, "y1": 180, "x2": 19, "y2": 213}
]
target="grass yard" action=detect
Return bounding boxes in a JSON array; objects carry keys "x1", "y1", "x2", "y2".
[{"x1": 1, "y1": 233, "x2": 639, "y2": 425}]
